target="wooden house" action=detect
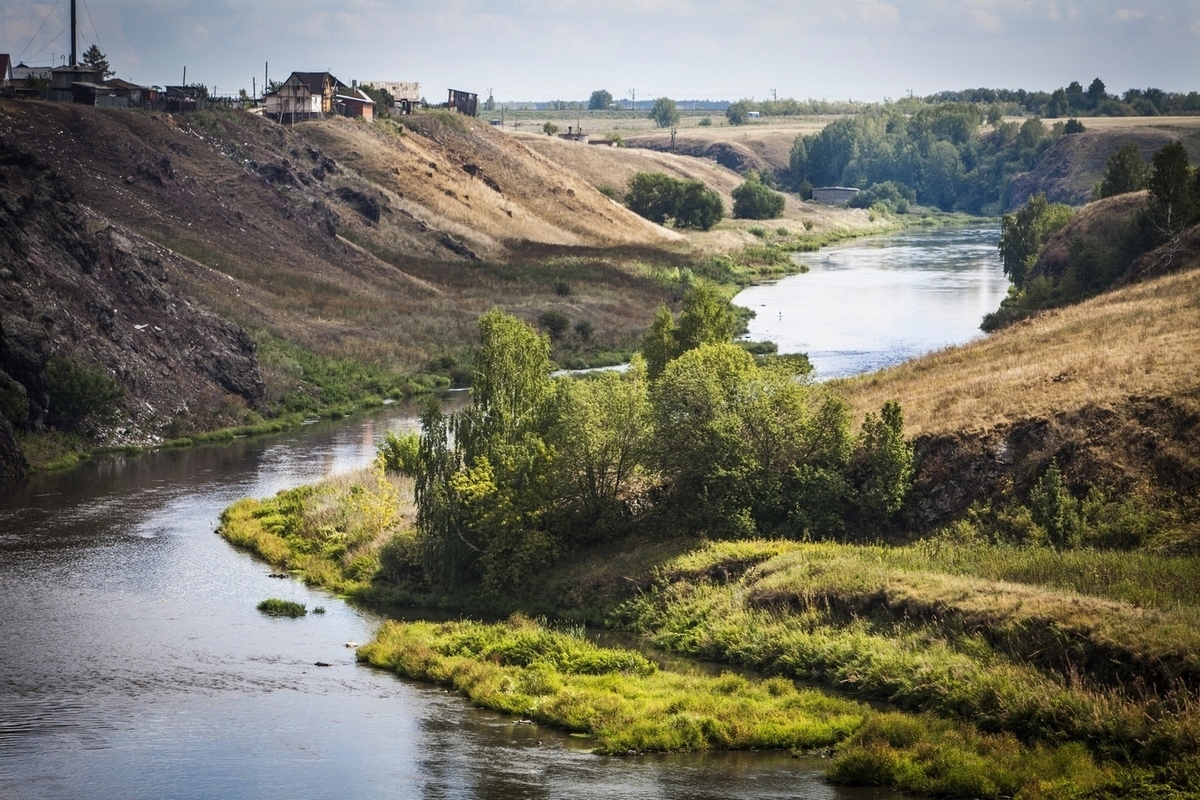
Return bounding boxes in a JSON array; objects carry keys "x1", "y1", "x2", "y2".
[
  {"x1": 334, "y1": 87, "x2": 375, "y2": 120},
  {"x1": 447, "y1": 89, "x2": 478, "y2": 117}
]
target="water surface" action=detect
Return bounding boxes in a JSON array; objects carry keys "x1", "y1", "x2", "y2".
[
  {"x1": 734, "y1": 226, "x2": 1007, "y2": 378},
  {"x1": 0, "y1": 401, "x2": 899, "y2": 799}
]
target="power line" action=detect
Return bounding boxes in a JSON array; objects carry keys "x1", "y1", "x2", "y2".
[
  {"x1": 26, "y1": 26, "x2": 70, "y2": 65},
  {"x1": 82, "y1": 0, "x2": 104, "y2": 56},
  {"x1": 17, "y1": 0, "x2": 62, "y2": 63}
]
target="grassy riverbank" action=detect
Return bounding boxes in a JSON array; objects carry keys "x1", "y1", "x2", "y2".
[{"x1": 218, "y1": 475, "x2": 1200, "y2": 798}]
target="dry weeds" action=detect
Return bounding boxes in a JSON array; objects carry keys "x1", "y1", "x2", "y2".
[{"x1": 837, "y1": 267, "x2": 1200, "y2": 436}]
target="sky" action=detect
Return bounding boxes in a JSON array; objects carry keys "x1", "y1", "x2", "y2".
[{"x1": 2, "y1": 0, "x2": 1198, "y2": 101}]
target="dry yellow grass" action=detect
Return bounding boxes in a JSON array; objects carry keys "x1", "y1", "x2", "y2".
[
  {"x1": 519, "y1": 134, "x2": 884, "y2": 253},
  {"x1": 837, "y1": 267, "x2": 1200, "y2": 436}
]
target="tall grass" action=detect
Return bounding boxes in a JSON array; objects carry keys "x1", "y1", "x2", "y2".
[{"x1": 620, "y1": 540, "x2": 1200, "y2": 770}]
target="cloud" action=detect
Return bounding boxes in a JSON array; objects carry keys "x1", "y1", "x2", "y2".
[
  {"x1": 857, "y1": 0, "x2": 901, "y2": 27},
  {"x1": 1113, "y1": 8, "x2": 1146, "y2": 21}
]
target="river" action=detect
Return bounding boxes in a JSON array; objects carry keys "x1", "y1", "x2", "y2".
[
  {"x1": 0, "y1": 399, "x2": 899, "y2": 799},
  {"x1": 0, "y1": 225, "x2": 1005, "y2": 799},
  {"x1": 734, "y1": 225, "x2": 1007, "y2": 378}
]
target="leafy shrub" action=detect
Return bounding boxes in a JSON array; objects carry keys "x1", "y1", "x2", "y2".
[
  {"x1": 378, "y1": 431, "x2": 421, "y2": 475},
  {"x1": 46, "y1": 356, "x2": 124, "y2": 434},
  {"x1": 698, "y1": 116, "x2": 713, "y2": 127},
  {"x1": 1064, "y1": 118, "x2": 1086, "y2": 134},
  {"x1": 596, "y1": 185, "x2": 618, "y2": 200},
  {"x1": 543, "y1": 121, "x2": 558, "y2": 136},
  {"x1": 732, "y1": 176, "x2": 785, "y2": 219},
  {"x1": 748, "y1": 226, "x2": 767, "y2": 238},
  {"x1": 847, "y1": 181, "x2": 915, "y2": 214},
  {"x1": 538, "y1": 310, "x2": 571, "y2": 340},
  {"x1": 626, "y1": 172, "x2": 724, "y2": 231}
]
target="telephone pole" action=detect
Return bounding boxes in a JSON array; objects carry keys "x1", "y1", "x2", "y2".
[
  {"x1": 629, "y1": 88, "x2": 635, "y2": 111},
  {"x1": 69, "y1": 0, "x2": 78, "y2": 65}
]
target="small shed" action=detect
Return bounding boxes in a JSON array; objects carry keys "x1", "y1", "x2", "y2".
[
  {"x1": 335, "y1": 88, "x2": 375, "y2": 120},
  {"x1": 106, "y1": 78, "x2": 148, "y2": 106},
  {"x1": 811, "y1": 186, "x2": 860, "y2": 205},
  {"x1": 447, "y1": 89, "x2": 477, "y2": 117},
  {"x1": 164, "y1": 85, "x2": 206, "y2": 113},
  {"x1": 51, "y1": 65, "x2": 103, "y2": 101}
]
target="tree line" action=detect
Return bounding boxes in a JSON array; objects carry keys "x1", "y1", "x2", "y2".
[
  {"x1": 381, "y1": 288, "x2": 913, "y2": 595},
  {"x1": 787, "y1": 103, "x2": 1067, "y2": 214}
]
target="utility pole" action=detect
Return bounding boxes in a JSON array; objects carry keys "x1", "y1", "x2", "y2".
[
  {"x1": 265, "y1": 62, "x2": 269, "y2": 97},
  {"x1": 182, "y1": 66, "x2": 187, "y2": 86},
  {"x1": 772, "y1": 88, "x2": 777, "y2": 102},
  {"x1": 69, "y1": 0, "x2": 77, "y2": 66},
  {"x1": 629, "y1": 88, "x2": 635, "y2": 111}
]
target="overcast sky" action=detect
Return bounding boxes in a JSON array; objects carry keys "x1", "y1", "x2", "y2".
[{"x1": 2, "y1": 0, "x2": 1198, "y2": 101}]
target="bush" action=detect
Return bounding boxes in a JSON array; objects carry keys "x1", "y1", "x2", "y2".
[
  {"x1": 732, "y1": 176, "x2": 786, "y2": 220},
  {"x1": 378, "y1": 431, "x2": 421, "y2": 475},
  {"x1": 625, "y1": 172, "x2": 724, "y2": 231},
  {"x1": 538, "y1": 310, "x2": 571, "y2": 340},
  {"x1": 46, "y1": 356, "x2": 124, "y2": 434},
  {"x1": 698, "y1": 117, "x2": 713, "y2": 127},
  {"x1": 847, "y1": 181, "x2": 915, "y2": 214},
  {"x1": 1064, "y1": 118, "x2": 1086, "y2": 134},
  {"x1": 543, "y1": 121, "x2": 558, "y2": 136}
]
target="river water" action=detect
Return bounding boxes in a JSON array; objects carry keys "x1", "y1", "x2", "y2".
[
  {"x1": 0, "y1": 397, "x2": 900, "y2": 799},
  {"x1": 2, "y1": 225, "x2": 998, "y2": 798},
  {"x1": 734, "y1": 226, "x2": 1007, "y2": 378}
]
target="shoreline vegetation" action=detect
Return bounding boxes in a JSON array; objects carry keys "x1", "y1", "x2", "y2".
[{"x1": 220, "y1": 251, "x2": 1200, "y2": 799}]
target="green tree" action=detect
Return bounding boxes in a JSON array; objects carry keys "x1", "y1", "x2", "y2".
[
  {"x1": 543, "y1": 121, "x2": 559, "y2": 136},
  {"x1": 649, "y1": 97, "x2": 680, "y2": 129},
  {"x1": 673, "y1": 180, "x2": 725, "y2": 231},
  {"x1": 415, "y1": 311, "x2": 558, "y2": 592},
  {"x1": 1147, "y1": 141, "x2": 1197, "y2": 239},
  {"x1": 787, "y1": 134, "x2": 808, "y2": 187},
  {"x1": 1098, "y1": 142, "x2": 1149, "y2": 198},
  {"x1": 625, "y1": 172, "x2": 723, "y2": 231},
  {"x1": 732, "y1": 174, "x2": 786, "y2": 219},
  {"x1": 1063, "y1": 118, "x2": 1086, "y2": 134},
  {"x1": 1016, "y1": 117, "x2": 1048, "y2": 150},
  {"x1": 1086, "y1": 77, "x2": 1107, "y2": 106},
  {"x1": 641, "y1": 305, "x2": 679, "y2": 379},
  {"x1": 588, "y1": 89, "x2": 613, "y2": 110},
  {"x1": 360, "y1": 84, "x2": 394, "y2": 115},
  {"x1": 1045, "y1": 89, "x2": 1069, "y2": 118},
  {"x1": 852, "y1": 400, "x2": 913, "y2": 527},
  {"x1": 998, "y1": 193, "x2": 1074, "y2": 287},
  {"x1": 640, "y1": 284, "x2": 738, "y2": 378},
  {"x1": 726, "y1": 100, "x2": 752, "y2": 126},
  {"x1": 81, "y1": 44, "x2": 114, "y2": 79},
  {"x1": 625, "y1": 172, "x2": 679, "y2": 224},
  {"x1": 1029, "y1": 460, "x2": 1079, "y2": 549},
  {"x1": 548, "y1": 363, "x2": 651, "y2": 532}
]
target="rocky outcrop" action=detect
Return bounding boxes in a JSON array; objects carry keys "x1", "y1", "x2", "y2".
[{"x1": 0, "y1": 138, "x2": 265, "y2": 463}]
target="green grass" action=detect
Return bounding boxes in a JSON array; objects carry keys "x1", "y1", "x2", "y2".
[
  {"x1": 257, "y1": 598, "x2": 307, "y2": 617},
  {"x1": 358, "y1": 615, "x2": 870, "y2": 755},
  {"x1": 620, "y1": 540, "x2": 1200, "y2": 771}
]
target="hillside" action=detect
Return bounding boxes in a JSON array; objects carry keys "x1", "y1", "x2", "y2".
[
  {"x1": 1007, "y1": 121, "x2": 1200, "y2": 209},
  {"x1": 518, "y1": 133, "x2": 882, "y2": 251},
  {"x1": 0, "y1": 102, "x2": 685, "y2": 369}
]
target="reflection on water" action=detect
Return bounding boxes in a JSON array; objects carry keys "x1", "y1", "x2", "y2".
[
  {"x1": 734, "y1": 226, "x2": 1007, "y2": 378},
  {"x1": 0, "y1": 397, "x2": 900, "y2": 800}
]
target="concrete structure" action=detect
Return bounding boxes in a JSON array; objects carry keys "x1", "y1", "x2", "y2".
[
  {"x1": 362, "y1": 81, "x2": 419, "y2": 102},
  {"x1": 811, "y1": 186, "x2": 861, "y2": 205}
]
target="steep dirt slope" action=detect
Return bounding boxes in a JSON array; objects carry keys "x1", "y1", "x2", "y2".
[
  {"x1": 1007, "y1": 127, "x2": 1200, "y2": 210},
  {"x1": 839, "y1": 257, "x2": 1200, "y2": 527},
  {"x1": 0, "y1": 140, "x2": 264, "y2": 471},
  {"x1": 0, "y1": 101, "x2": 678, "y2": 371},
  {"x1": 303, "y1": 114, "x2": 680, "y2": 261}
]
